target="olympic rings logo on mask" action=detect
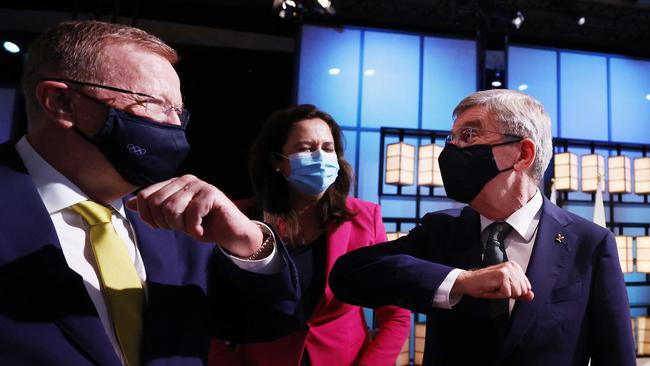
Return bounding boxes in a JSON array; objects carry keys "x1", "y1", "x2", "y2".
[{"x1": 127, "y1": 144, "x2": 147, "y2": 156}]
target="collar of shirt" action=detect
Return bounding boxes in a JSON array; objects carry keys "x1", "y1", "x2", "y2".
[
  {"x1": 15, "y1": 136, "x2": 127, "y2": 218},
  {"x1": 479, "y1": 189, "x2": 543, "y2": 242}
]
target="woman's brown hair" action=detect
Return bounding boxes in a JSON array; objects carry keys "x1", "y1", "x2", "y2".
[{"x1": 249, "y1": 104, "x2": 355, "y2": 245}]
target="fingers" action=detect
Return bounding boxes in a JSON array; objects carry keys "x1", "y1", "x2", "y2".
[
  {"x1": 183, "y1": 185, "x2": 216, "y2": 239},
  {"x1": 125, "y1": 197, "x2": 138, "y2": 211},
  {"x1": 131, "y1": 175, "x2": 201, "y2": 230},
  {"x1": 132, "y1": 178, "x2": 178, "y2": 228},
  {"x1": 466, "y1": 261, "x2": 533, "y2": 300},
  {"x1": 521, "y1": 290, "x2": 535, "y2": 302}
]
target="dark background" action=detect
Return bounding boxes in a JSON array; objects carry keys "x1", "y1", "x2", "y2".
[{"x1": 174, "y1": 45, "x2": 294, "y2": 199}]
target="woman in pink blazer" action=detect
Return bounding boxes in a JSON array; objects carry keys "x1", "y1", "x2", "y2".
[{"x1": 209, "y1": 104, "x2": 410, "y2": 366}]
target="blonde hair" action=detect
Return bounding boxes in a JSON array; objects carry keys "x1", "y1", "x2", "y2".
[
  {"x1": 22, "y1": 20, "x2": 178, "y2": 115},
  {"x1": 453, "y1": 89, "x2": 553, "y2": 182}
]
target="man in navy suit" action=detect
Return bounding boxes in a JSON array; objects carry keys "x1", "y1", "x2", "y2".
[
  {"x1": 0, "y1": 21, "x2": 299, "y2": 365},
  {"x1": 331, "y1": 89, "x2": 636, "y2": 365}
]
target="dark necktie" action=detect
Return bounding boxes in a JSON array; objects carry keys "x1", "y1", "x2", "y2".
[
  {"x1": 483, "y1": 221, "x2": 513, "y2": 351},
  {"x1": 483, "y1": 221, "x2": 512, "y2": 268}
]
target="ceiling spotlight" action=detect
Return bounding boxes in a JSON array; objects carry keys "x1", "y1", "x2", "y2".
[
  {"x1": 512, "y1": 11, "x2": 525, "y2": 30},
  {"x1": 364, "y1": 69, "x2": 376, "y2": 76},
  {"x1": 276, "y1": 0, "x2": 301, "y2": 19},
  {"x1": 491, "y1": 80, "x2": 503, "y2": 88},
  {"x1": 3, "y1": 41, "x2": 20, "y2": 54},
  {"x1": 518, "y1": 84, "x2": 529, "y2": 91},
  {"x1": 645, "y1": 94, "x2": 650, "y2": 101},
  {"x1": 577, "y1": 16, "x2": 586, "y2": 26},
  {"x1": 328, "y1": 67, "x2": 341, "y2": 76},
  {"x1": 275, "y1": 0, "x2": 334, "y2": 18},
  {"x1": 282, "y1": 0, "x2": 296, "y2": 9},
  {"x1": 317, "y1": 0, "x2": 331, "y2": 8}
]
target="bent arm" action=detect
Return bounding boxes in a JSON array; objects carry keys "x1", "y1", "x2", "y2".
[{"x1": 330, "y1": 211, "x2": 455, "y2": 314}]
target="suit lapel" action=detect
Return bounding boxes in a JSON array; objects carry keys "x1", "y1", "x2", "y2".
[
  {"x1": 449, "y1": 207, "x2": 483, "y2": 270},
  {"x1": 0, "y1": 149, "x2": 120, "y2": 366},
  {"x1": 499, "y1": 198, "x2": 574, "y2": 359},
  {"x1": 127, "y1": 208, "x2": 183, "y2": 365},
  {"x1": 311, "y1": 220, "x2": 351, "y2": 318}
]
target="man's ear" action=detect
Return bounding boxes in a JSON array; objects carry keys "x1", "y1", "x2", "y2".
[
  {"x1": 35, "y1": 80, "x2": 76, "y2": 128},
  {"x1": 514, "y1": 138, "x2": 536, "y2": 172}
]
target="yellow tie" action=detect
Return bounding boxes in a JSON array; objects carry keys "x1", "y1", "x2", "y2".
[{"x1": 71, "y1": 201, "x2": 143, "y2": 366}]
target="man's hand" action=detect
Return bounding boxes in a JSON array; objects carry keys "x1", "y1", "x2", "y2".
[
  {"x1": 450, "y1": 261, "x2": 535, "y2": 301},
  {"x1": 125, "y1": 175, "x2": 263, "y2": 257}
]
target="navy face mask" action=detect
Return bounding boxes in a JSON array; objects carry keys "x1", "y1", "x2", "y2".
[
  {"x1": 438, "y1": 140, "x2": 519, "y2": 204},
  {"x1": 73, "y1": 107, "x2": 190, "y2": 187}
]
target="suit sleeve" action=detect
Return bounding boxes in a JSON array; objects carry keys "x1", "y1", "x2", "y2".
[
  {"x1": 589, "y1": 230, "x2": 636, "y2": 366},
  {"x1": 330, "y1": 209, "x2": 455, "y2": 315},
  {"x1": 208, "y1": 224, "x2": 303, "y2": 344},
  {"x1": 358, "y1": 204, "x2": 411, "y2": 366}
]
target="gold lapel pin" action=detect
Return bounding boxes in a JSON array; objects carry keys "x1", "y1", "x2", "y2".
[{"x1": 555, "y1": 233, "x2": 566, "y2": 244}]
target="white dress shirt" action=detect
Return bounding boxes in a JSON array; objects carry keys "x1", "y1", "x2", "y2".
[
  {"x1": 433, "y1": 190, "x2": 543, "y2": 312},
  {"x1": 15, "y1": 136, "x2": 281, "y2": 364}
]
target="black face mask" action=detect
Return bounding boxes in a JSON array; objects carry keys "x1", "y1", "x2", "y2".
[
  {"x1": 438, "y1": 140, "x2": 520, "y2": 203},
  {"x1": 74, "y1": 107, "x2": 190, "y2": 188}
]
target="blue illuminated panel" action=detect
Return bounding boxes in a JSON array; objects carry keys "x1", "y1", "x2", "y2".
[
  {"x1": 357, "y1": 131, "x2": 381, "y2": 203},
  {"x1": 341, "y1": 129, "x2": 358, "y2": 196},
  {"x1": 610, "y1": 57, "x2": 650, "y2": 144},
  {"x1": 507, "y1": 46, "x2": 559, "y2": 137},
  {"x1": 361, "y1": 31, "x2": 420, "y2": 128},
  {"x1": 297, "y1": 25, "x2": 361, "y2": 127},
  {"x1": 422, "y1": 37, "x2": 476, "y2": 130},
  {"x1": 0, "y1": 87, "x2": 16, "y2": 143},
  {"x1": 559, "y1": 52, "x2": 608, "y2": 140}
]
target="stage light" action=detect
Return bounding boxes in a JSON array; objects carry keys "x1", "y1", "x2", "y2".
[
  {"x1": 645, "y1": 94, "x2": 650, "y2": 101},
  {"x1": 634, "y1": 157, "x2": 650, "y2": 195},
  {"x1": 328, "y1": 68, "x2": 340, "y2": 76},
  {"x1": 282, "y1": 0, "x2": 296, "y2": 8},
  {"x1": 417, "y1": 143, "x2": 444, "y2": 187},
  {"x1": 490, "y1": 69, "x2": 503, "y2": 89},
  {"x1": 581, "y1": 154, "x2": 605, "y2": 192},
  {"x1": 577, "y1": 16, "x2": 586, "y2": 26},
  {"x1": 615, "y1": 235, "x2": 633, "y2": 273},
  {"x1": 3, "y1": 41, "x2": 20, "y2": 54},
  {"x1": 518, "y1": 84, "x2": 529, "y2": 91},
  {"x1": 553, "y1": 152, "x2": 578, "y2": 191},
  {"x1": 608, "y1": 155, "x2": 631, "y2": 194},
  {"x1": 512, "y1": 11, "x2": 525, "y2": 30},
  {"x1": 275, "y1": 0, "x2": 301, "y2": 19},
  {"x1": 317, "y1": 0, "x2": 331, "y2": 9},
  {"x1": 364, "y1": 69, "x2": 376, "y2": 76},
  {"x1": 636, "y1": 236, "x2": 650, "y2": 273},
  {"x1": 385, "y1": 142, "x2": 415, "y2": 186}
]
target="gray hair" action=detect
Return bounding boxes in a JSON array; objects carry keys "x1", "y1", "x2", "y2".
[{"x1": 453, "y1": 89, "x2": 553, "y2": 182}]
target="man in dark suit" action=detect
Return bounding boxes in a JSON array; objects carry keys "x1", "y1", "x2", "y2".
[
  {"x1": 330, "y1": 89, "x2": 636, "y2": 365},
  {"x1": 0, "y1": 21, "x2": 299, "y2": 365}
]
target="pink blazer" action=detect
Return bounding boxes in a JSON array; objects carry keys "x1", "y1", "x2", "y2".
[{"x1": 209, "y1": 197, "x2": 411, "y2": 366}]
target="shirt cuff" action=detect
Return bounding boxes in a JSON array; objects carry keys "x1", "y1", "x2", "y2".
[
  {"x1": 216, "y1": 221, "x2": 284, "y2": 275},
  {"x1": 431, "y1": 268, "x2": 465, "y2": 309}
]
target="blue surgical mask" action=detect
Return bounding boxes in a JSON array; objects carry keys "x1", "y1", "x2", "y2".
[{"x1": 284, "y1": 150, "x2": 340, "y2": 196}]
